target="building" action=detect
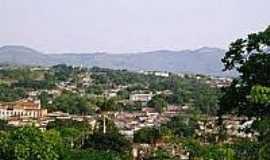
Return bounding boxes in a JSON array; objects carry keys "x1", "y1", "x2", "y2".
[
  {"x1": 140, "y1": 70, "x2": 170, "y2": 77},
  {"x1": 0, "y1": 99, "x2": 47, "y2": 119},
  {"x1": 154, "y1": 71, "x2": 169, "y2": 77},
  {"x1": 130, "y1": 94, "x2": 153, "y2": 102}
]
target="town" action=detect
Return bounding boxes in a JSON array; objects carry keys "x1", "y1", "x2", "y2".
[
  {"x1": 0, "y1": 64, "x2": 256, "y2": 159},
  {"x1": 1, "y1": 0, "x2": 269, "y2": 159}
]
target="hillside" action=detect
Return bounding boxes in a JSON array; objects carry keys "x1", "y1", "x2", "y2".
[
  {"x1": 0, "y1": 45, "x2": 231, "y2": 76},
  {"x1": 0, "y1": 45, "x2": 55, "y2": 65}
]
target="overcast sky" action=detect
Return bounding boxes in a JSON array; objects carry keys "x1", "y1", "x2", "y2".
[{"x1": 0, "y1": 0, "x2": 269, "y2": 53}]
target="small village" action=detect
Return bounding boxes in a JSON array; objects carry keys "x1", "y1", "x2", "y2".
[{"x1": 0, "y1": 65, "x2": 256, "y2": 159}]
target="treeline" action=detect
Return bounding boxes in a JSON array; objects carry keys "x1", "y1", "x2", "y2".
[{"x1": 0, "y1": 118, "x2": 131, "y2": 160}]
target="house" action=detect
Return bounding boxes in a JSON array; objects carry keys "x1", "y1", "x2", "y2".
[
  {"x1": 140, "y1": 70, "x2": 170, "y2": 77},
  {"x1": 130, "y1": 93, "x2": 153, "y2": 102},
  {"x1": 0, "y1": 99, "x2": 47, "y2": 119}
]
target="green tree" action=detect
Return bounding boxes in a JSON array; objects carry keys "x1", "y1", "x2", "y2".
[
  {"x1": 148, "y1": 95, "x2": 168, "y2": 113},
  {"x1": 0, "y1": 84, "x2": 27, "y2": 102},
  {"x1": 53, "y1": 92, "x2": 93, "y2": 114},
  {"x1": 47, "y1": 119, "x2": 91, "y2": 148},
  {"x1": 147, "y1": 149, "x2": 175, "y2": 160},
  {"x1": 0, "y1": 120, "x2": 14, "y2": 131},
  {"x1": 64, "y1": 149, "x2": 126, "y2": 160},
  {"x1": 250, "y1": 85, "x2": 270, "y2": 104},
  {"x1": 219, "y1": 26, "x2": 270, "y2": 159},
  {"x1": 219, "y1": 26, "x2": 270, "y2": 117},
  {"x1": 83, "y1": 133, "x2": 130, "y2": 153},
  {"x1": 39, "y1": 91, "x2": 50, "y2": 108},
  {"x1": 163, "y1": 115, "x2": 197, "y2": 138},
  {"x1": 134, "y1": 127, "x2": 160, "y2": 144},
  {"x1": 231, "y1": 139, "x2": 259, "y2": 160},
  {"x1": 0, "y1": 127, "x2": 63, "y2": 160}
]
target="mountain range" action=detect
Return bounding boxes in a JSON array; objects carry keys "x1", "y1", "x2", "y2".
[{"x1": 0, "y1": 45, "x2": 233, "y2": 76}]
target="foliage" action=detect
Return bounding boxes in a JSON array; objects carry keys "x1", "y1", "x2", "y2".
[
  {"x1": 47, "y1": 119, "x2": 90, "y2": 132},
  {"x1": 219, "y1": 25, "x2": 270, "y2": 160},
  {"x1": 96, "y1": 98, "x2": 118, "y2": 111},
  {"x1": 47, "y1": 119, "x2": 91, "y2": 148},
  {"x1": 250, "y1": 85, "x2": 270, "y2": 104},
  {"x1": 51, "y1": 64, "x2": 74, "y2": 82},
  {"x1": 52, "y1": 91, "x2": 93, "y2": 114},
  {"x1": 64, "y1": 149, "x2": 127, "y2": 160},
  {"x1": 219, "y1": 26, "x2": 270, "y2": 117},
  {"x1": 86, "y1": 84, "x2": 104, "y2": 95},
  {"x1": 0, "y1": 127, "x2": 63, "y2": 160},
  {"x1": 134, "y1": 127, "x2": 160, "y2": 144},
  {"x1": 183, "y1": 139, "x2": 236, "y2": 160},
  {"x1": 0, "y1": 68, "x2": 43, "y2": 81},
  {"x1": 0, "y1": 120, "x2": 14, "y2": 131},
  {"x1": 13, "y1": 80, "x2": 55, "y2": 90},
  {"x1": 146, "y1": 149, "x2": 176, "y2": 160},
  {"x1": 231, "y1": 139, "x2": 259, "y2": 160},
  {"x1": 39, "y1": 91, "x2": 51, "y2": 108},
  {"x1": 148, "y1": 95, "x2": 168, "y2": 113},
  {"x1": 83, "y1": 133, "x2": 131, "y2": 153},
  {"x1": 0, "y1": 84, "x2": 27, "y2": 102},
  {"x1": 163, "y1": 115, "x2": 198, "y2": 138}
]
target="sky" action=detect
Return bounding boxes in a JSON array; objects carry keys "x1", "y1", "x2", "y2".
[{"x1": 0, "y1": 0, "x2": 269, "y2": 53}]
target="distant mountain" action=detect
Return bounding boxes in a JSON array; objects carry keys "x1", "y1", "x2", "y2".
[
  {"x1": 0, "y1": 45, "x2": 232, "y2": 76},
  {"x1": 0, "y1": 45, "x2": 55, "y2": 65}
]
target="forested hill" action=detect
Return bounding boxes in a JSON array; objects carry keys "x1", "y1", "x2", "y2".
[{"x1": 0, "y1": 45, "x2": 231, "y2": 76}]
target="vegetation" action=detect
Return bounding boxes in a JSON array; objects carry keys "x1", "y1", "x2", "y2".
[
  {"x1": 0, "y1": 127, "x2": 63, "y2": 160},
  {"x1": 219, "y1": 26, "x2": 270, "y2": 159},
  {"x1": 0, "y1": 84, "x2": 27, "y2": 102},
  {"x1": 52, "y1": 91, "x2": 93, "y2": 114},
  {"x1": 134, "y1": 127, "x2": 160, "y2": 144},
  {"x1": 148, "y1": 95, "x2": 168, "y2": 113}
]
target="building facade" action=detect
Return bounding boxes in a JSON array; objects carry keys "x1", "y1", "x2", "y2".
[{"x1": 0, "y1": 99, "x2": 47, "y2": 119}]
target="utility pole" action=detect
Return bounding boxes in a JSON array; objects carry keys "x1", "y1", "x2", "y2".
[{"x1": 103, "y1": 115, "x2": 106, "y2": 134}]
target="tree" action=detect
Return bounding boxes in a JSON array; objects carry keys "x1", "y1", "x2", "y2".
[
  {"x1": 0, "y1": 127, "x2": 63, "y2": 160},
  {"x1": 86, "y1": 84, "x2": 104, "y2": 95},
  {"x1": 192, "y1": 85, "x2": 221, "y2": 115},
  {"x1": 231, "y1": 139, "x2": 259, "y2": 160},
  {"x1": 52, "y1": 64, "x2": 73, "y2": 82},
  {"x1": 183, "y1": 139, "x2": 205, "y2": 159},
  {"x1": 83, "y1": 133, "x2": 130, "y2": 153},
  {"x1": 148, "y1": 95, "x2": 168, "y2": 113},
  {"x1": 39, "y1": 91, "x2": 50, "y2": 108},
  {"x1": 52, "y1": 92, "x2": 93, "y2": 114},
  {"x1": 219, "y1": 26, "x2": 270, "y2": 117},
  {"x1": 147, "y1": 149, "x2": 175, "y2": 160},
  {"x1": 163, "y1": 115, "x2": 197, "y2": 138},
  {"x1": 183, "y1": 139, "x2": 236, "y2": 160},
  {"x1": 96, "y1": 98, "x2": 119, "y2": 111},
  {"x1": 0, "y1": 84, "x2": 27, "y2": 102},
  {"x1": 219, "y1": 26, "x2": 270, "y2": 159},
  {"x1": 0, "y1": 120, "x2": 14, "y2": 131},
  {"x1": 64, "y1": 149, "x2": 126, "y2": 160},
  {"x1": 84, "y1": 118, "x2": 131, "y2": 153},
  {"x1": 47, "y1": 119, "x2": 91, "y2": 148},
  {"x1": 134, "y1": 127, "x2": 160, "y2": 144},
  {"x1": 250, "y1": 85, "x2": 270, "y2": 104}
]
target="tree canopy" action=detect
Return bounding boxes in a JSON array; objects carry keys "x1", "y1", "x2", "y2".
[{"x1": 219, "y1": 26, "x2": 270, "y2": 117}]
